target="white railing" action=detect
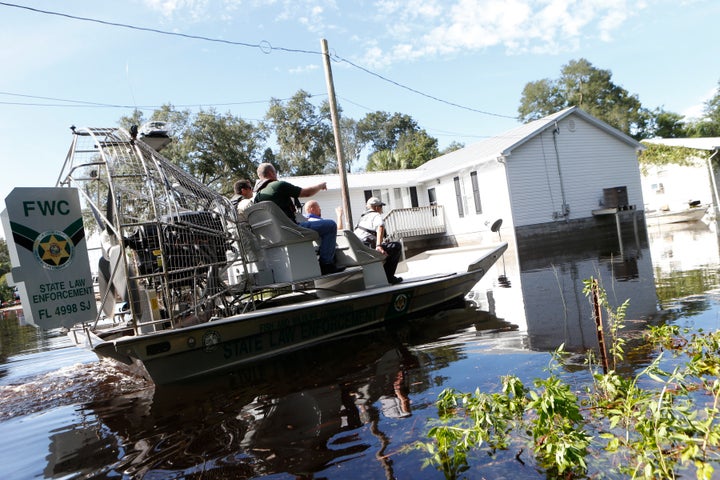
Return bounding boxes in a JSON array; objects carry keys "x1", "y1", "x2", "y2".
[{"x1": 384, "y1": 205, "x2": 446, "y2": 240}]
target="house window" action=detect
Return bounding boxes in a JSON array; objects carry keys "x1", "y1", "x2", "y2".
[
  {"x1": 470, "y1": 171, "x2": 482, "y2": 214},
  {"x1": 393, "y1": 187, "x2": 402, "y2": 206},
  {"x1": 364, "y1": 189, "x2": 384, "y2": 203},
  {"x1": 454, "y1": 176, "x2": 464, "y2": 218},
  {"x1": 428, "y1": 187, "x2": 437, "y2": 216},
  {"x1": 428, "y1": 188, "x2": 437, "y2": 205},
  {"x1": 410, "y1": 186, "x2": 418, "y2": 208}
]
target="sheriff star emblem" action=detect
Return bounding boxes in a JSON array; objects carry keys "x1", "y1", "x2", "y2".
[{"x1": 33, "y1": 231, "x2": 74, "y2": 270}]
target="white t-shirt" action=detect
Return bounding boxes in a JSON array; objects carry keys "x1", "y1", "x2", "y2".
[
  {"x1": 354, "y1": 209, "x2": 383, "y2": 244},
  {"x1": 237, "y1": 197, "x2": 253, "y2": 221}
]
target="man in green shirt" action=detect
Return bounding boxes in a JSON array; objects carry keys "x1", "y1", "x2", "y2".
[{"x1": 253, "y1": 163, "x2": 343, "y2": 274}]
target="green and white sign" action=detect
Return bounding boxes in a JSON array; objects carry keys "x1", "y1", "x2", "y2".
[{"x1": 2, "y1": 188, "x2": 97, "y2": 329}]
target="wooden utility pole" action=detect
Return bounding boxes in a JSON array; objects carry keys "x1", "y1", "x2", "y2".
[{"x1": 321, "y1": 38, "x2": 353, "y2": 229}]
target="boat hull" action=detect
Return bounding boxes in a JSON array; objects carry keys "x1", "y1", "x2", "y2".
[{"x1": 83, "y1": 243, "x2": 506, "y2": 384}]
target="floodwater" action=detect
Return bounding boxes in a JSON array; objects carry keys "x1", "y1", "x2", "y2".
[{"x1": 2, "y1": 220, "x2": 720, "y2": 479}]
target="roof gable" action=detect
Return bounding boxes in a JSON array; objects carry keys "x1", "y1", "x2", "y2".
[{"x1": 414, "y1": 107, "x2": 643, "y2": 181}]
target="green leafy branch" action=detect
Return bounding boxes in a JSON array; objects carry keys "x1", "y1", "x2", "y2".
[{"x1": 416, "y1": 280, "x2": 720, "y2": 479}]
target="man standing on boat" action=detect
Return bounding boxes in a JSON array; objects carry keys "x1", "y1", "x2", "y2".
[
  {"x1": 354, "y1": 197, "x2": 403, "y2": 284},
  {"x1": 253, "y1": 163, "x2": 343, "y2": 274}
]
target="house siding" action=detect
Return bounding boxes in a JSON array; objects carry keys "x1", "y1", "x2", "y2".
[
  {"x1": 505, "y1": 114, "x2": 644, "y2": 228},
  {"x1": 423, "y1": 159, "x2": 513, "y2": 244}
]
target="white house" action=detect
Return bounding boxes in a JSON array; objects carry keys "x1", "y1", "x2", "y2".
[
  {"x1": 640, "y1": 137, "x2": 720, "y2": 214},
  {"x1": 284, "y1": 107, "x2": 646, "y2": 250}
]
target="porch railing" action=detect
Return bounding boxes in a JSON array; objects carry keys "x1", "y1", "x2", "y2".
[{"x1": 383, "y1": 205, "x2": 446, "y2": 241}]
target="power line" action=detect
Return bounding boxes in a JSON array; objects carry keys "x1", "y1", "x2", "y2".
[
  {"x1": 0, "y1": 91, "x2": 130, "y2": 108},
  {"x1": 0, "y1": 89, "x2": 492, "y2": 141},
  {"x1": 0, "y1": 2, "x2": 517, "y2": 120},
  {"x1": 0, "y1": 2, "x2": 317, "y2": 56},
  {"x1": 0, "y1": 91, "x2": 326, "y2": 110},
  {"x1": 333, "y1": 55, "x2": 518, "y2": 120}
]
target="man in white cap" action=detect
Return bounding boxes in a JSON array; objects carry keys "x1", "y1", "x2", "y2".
[{"x1": 354, "y1": 197, "x2": 402, "y2": 284}]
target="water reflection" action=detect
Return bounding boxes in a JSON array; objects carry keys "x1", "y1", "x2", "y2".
[
  {"x1": 648, "y1": 221, "x2": 720, "y2": 305},
  {"x1": 0, "y1": 308, "x2": 59, "y2": 380},
  {"x1": 476, "y1": 220, "x2": 720, "y2": 358},
  {"x1": 468, "y1": 223, "x2": 660, "y2": 354},
  {"x1": 39, "y1": 308, "x2": 517, "y2": 479}
]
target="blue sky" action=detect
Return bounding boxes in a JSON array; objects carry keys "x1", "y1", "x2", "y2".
[{"x1": 1, "y1": 0, "x2": 718, "y2": 222}]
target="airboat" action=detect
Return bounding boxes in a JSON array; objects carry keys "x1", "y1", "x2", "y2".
[{"x1": 2, "y1": 126, "x2": 506, "y2": 384}]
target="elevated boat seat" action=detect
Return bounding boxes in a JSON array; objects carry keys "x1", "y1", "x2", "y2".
[
  {"x1": 245, "y1": 201, "x2": 321, "y2": 282},
  {"x1": 333, "y1": 230, "x2": 388, "y2": 288}
]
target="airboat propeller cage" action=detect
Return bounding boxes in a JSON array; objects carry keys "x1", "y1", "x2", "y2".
[{"x1": 51, "y1": 126, "x2": 248, "y2": 331}]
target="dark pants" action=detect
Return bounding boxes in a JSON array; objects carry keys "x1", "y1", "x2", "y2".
[{"x1": 379, "y1": 241, "x2": 402, "y2": 281}]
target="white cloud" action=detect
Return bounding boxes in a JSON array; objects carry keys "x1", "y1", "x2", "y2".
[
  {"x1": 143, "y1": 0, "x2": 211, "y2": 20},
  {"x1": 136, "y1": 0, "x2": 653, "y2": 69},
  {"x1": 362, "y1": 0, "x2": 650, "y2": 66}
]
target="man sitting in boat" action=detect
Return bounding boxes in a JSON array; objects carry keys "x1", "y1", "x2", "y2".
[
  {"x1": 299, "y1": 200, "x2": 346, "y2": 275},
  {"x1": 354, "y1": 197, "x2": 403, "y2": 285},
  {"x1": 253, "y1": 163, "x2": 343, "y2": 274},
  {"x1": 231, "y1": 179, "x2": 254, "y2": 220}
]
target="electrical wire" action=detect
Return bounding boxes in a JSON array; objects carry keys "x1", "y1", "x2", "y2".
[
  {"x1": 0, "y1": 91, "x2": 326, "y2": 110},
  {"x1": 333, "y1": 54, "x2": 517, "y2": 119},
  {"x1": 0, "y1": 2, "x2": 317, "y2": 55},
  {"x1": 0, "y1": 1, "x2": 517, "y2": 120}
]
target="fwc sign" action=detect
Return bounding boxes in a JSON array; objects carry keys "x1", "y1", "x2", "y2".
[{"x1": 1, "y1": 188, "x2": 97, "y2": 329}]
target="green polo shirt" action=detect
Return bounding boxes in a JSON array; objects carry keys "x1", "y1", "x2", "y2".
[{"x1": 254, "y1": 180, "x2": 302, "y2": 220}]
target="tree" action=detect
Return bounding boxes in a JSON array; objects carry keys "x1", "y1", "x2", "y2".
[
  {"x1": 0, "y1": 276, "x2": 13, "y2": 304},
  {"x1": 339, "y1": 117, "x2": 364, "y2": 172},
  {"x1": 518, "y1": 58, "x2": 648, "y2": 139},
  {"x1": 119, "y1": 108, "x2": 146, "y2": 130},
  {"x1": 0, "y1": 239, "x2": 9, "y2": 278},
  {"x1": 685, "y1": 120, "x2": 720, "y2": 137},
  {"x1": 264, "y1": 90, "x2": 335, "y2": 175},
  {"x1": 118, "y1": 105, "x2": 266, "y2": 195},
  {"x1": 357, "y1": 111, "x2": 419, "y2": 155},
  {"x1": 366, "y1": 149, "x2": 400, "y2": 171},
  {"x1": 355, "y1": 111, "x2": 443, "y2": 171},
  {"x1": 440, "y1": 141, "x2": 465, "y2": 155},
  {"x1": 643, "y1": 108, "x2": 687, "y2": 138},
  {"x1": 517, "y1": 79, "x2": 564, "y2": 122},
  {"x1": 685, "y1": 79, "x2": 720, "y2": 137},
  {"x1": 139, "y1": 104, "x2": 194, "y2": 172},
  {"x1": 395, "y1": 129, "x2": 439, "y2": 169},
  {"x1": 0, "y1": 239, "x2": 12, "y2": 303},
  {"x1": 703, "y1": 79, "x2": 720, "y2": 127},
  {"x1": 181, "y1": 109, "x2": 267, "y2": 194}
]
